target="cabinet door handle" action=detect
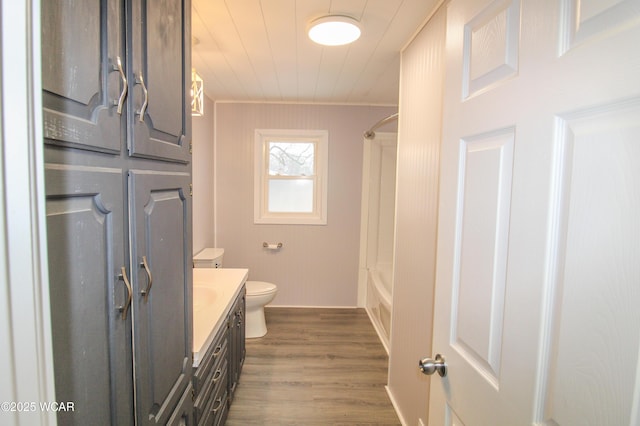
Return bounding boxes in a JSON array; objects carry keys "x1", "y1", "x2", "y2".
[
  {"x1": 136, "y1": 72, "x2": 148, "y2": 122},
  {"x1": 118, "y1": 267, "x2": 133, "y2": 320},
  {"x1": 140, "y1": 255, "x2": 153, "y2": 300},
  {"x1": 112, "y1": 56, "x2": 127, "y2": 115}
]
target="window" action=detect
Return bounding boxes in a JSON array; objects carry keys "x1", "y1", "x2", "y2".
[{"x1": 254, "y1": 129, "x2": 328, "y2": 224}]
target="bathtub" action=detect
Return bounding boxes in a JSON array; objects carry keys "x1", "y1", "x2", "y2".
[{"x1": 366, "y1": 265, "x2": 393, "y2": 354}]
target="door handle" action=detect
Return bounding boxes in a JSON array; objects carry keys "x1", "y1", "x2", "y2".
[
  {"x1": 136, "y1": 72, "x2": 148, "y2": 122},
  {"x1": 117, "y1": 267, "x2": 133, "y2": 320},
  {"x1": 419, "y1": 354, "x2": 447, "y2": 377},
  {"x1": 112, "y1": 56, "x2": 127, "y2": 115},
  {"x1": 140, "y1": 255, "x2": 153, "y2": 300}
]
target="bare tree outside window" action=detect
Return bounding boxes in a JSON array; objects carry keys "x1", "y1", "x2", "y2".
[
  {"x1": 254, "y1": 129, "x2": 328, "y2": 225},
  {"x1": 269, "y1": 142, "x2": 315, "y2": 176},
  {"x1": 267, "y1": 141, "x2": 315, "y2": 212}
]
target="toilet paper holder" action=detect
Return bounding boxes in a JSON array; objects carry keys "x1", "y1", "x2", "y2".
[{"x1": 262, "y1": 242, "x2": 283, "y2": 249}]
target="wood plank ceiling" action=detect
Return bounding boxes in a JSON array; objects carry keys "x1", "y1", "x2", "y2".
[{"x1": 192, "y1": 0, "x2": 439, "y2": 105}]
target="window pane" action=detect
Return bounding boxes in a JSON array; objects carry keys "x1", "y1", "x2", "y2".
[
  {"x1": 269, "y1": 142, "x2": 314, "y2": 176},
  {"x1": 268, "y1": 179, "x2": 313, "y2": 212}
]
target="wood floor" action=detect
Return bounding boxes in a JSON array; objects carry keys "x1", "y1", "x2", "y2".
[{"x1": 226, "y1": 307, "x2": 401, "y2": 425}]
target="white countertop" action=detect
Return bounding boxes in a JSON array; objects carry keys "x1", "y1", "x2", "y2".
[{"x1": 192, "y1": 267, "x2": 248, "y2": 367}]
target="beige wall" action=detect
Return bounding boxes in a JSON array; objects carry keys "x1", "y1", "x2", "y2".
[
  {"x1": 192, "y1": 95, "x2": 216, "y2": 254},
  {"x1": 214, "y1": 102, "x2": 396, "y2": 306},
  {"x1": 387, "y1": 6, "x2": 446, "y2": 425}
]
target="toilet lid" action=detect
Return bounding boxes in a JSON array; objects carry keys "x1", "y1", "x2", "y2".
[{"x1": 246, "y1": 280, "x2": 277, "y2": 295}]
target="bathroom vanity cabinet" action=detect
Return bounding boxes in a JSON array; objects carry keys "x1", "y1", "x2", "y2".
[
  {"x1": 41, "y1": 0, "x2": 192, "y2": 424},
  {"x1": 193, "y1": 285, "x2": 246, "y2": 426},
  {"x1": 193, "y1": 317, "x2": 229, "y2": 425},
  {"x1": 228, "y1": 289, "x2": 247, "y2": 403}
]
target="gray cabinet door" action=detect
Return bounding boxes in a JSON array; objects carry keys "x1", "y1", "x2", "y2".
[
  {"x1": 45, "y1": 165, "x2": 134, "y2": 426},
  {"x1": 41, "y1": 0, "x2": 125, "y2": 154},
  {"x1": 128, "y1": 0, "x2": 191, "y2": 163},
  {"x1": 43, "y1": 0, "x2": 193, "y2": 423},
  {"x1": 129, "y1": 170, "x2": 193, "y2": 425}
]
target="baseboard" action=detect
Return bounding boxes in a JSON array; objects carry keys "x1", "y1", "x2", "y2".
[
  {"x1": 364, "y1": 307, "x2": 390, "y2": 355},
  {"x1": 386, "y1": 385, "x2": 409, "y2": 426},
  {"x1": 266, "y1": 304, "x2": 360, "y2": 309}
]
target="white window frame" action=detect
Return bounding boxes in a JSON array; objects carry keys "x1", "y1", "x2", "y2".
[{"x1": 254, "y1": 129, "x2": 328, "y2": 225}]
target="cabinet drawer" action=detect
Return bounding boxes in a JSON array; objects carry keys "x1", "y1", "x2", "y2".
[
  {"x1": 200, "y1": 390, "x2": 228, "y2": 426},
  {"x1": 194, "y1": 324, "x2": 228, "y2": 394},
  {"x1": 195, "y1": 357, "x2": 228, "y2": 426},
  {"x1": 166, "y1": 383, "x2": 194, "y2": 426},
  {"x1": 210, "y1": 379, "x2": 229, "y2": 426},
  {"x1": 199, "y1": 383, "x2": 228, "y2": 426},
  {"x1": 214, "y1": 394, "x2": 229, "y2": 426}
]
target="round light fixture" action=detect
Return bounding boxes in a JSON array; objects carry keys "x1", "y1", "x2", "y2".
[{"x1": 307, "y1": 15, "x2": 361, "y2": 46}]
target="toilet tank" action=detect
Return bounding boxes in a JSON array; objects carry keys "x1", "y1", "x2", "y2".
[{"x1": 193, "y1": 248, "x2": 224, "y2": 268}]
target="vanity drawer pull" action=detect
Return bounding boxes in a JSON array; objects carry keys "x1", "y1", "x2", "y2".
[
  {"x1": 211, "y1": 396, "x2": 224, "y2": 413},
  {"x1": 213, "y1": 344, "x2": 222, "y2": 356},
  {"x1": 212, "y1": 368, "x2": 222, "y2": 383}
]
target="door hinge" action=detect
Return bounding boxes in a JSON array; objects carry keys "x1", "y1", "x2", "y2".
[
  {"x1": 189, "y1": 183, "x2": 193, "y2": 197},
  {"x1": 189, "y1": 140, "x2": 192, "y2": 154}
]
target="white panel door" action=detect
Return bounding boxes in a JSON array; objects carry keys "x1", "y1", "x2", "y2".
[{"x1": 428, "y1": 0, "x2": 640, "y2": 424}]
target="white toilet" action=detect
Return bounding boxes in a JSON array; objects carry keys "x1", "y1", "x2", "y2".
[
  {"x1": 244, "y1": 281, "x2": 277, "y2": 338},
  {"x1": 193, "y1": 248, "x2": 278, "y2": 338}
]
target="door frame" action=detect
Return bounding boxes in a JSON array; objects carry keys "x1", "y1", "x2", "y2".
[{"x1": 0, "y1": 1, "x2": 56, "y2": 424}]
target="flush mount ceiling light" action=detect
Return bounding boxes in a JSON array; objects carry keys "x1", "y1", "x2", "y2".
[{"x1": 307, "y1": 15, "x2": 361, "y2": 46}]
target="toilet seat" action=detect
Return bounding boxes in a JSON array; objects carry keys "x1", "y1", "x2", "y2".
[{"x1": 246, "y1": 280, "x2": 277, "y2": 296}]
